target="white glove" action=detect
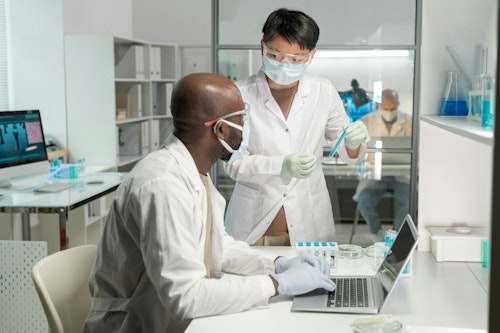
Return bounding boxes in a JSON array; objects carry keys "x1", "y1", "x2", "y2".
[
  {"x1": 343, "y1": 121, "x2": 370, "y2": 149},
  {"x1": 274, "y1": 254, "x2": 330, "y2": 276},
  {"x1": 281, "y1": 153, "x2": 316, "y2": 179},
  {"x1": 271, "y1": 263, "x2": 336, "y2": 296}
]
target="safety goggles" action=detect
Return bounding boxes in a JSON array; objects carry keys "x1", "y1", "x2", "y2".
[
  {"x1": 263, "y1": 44, "x2": 312, "y2": 64},
  {"x1": 204, "y1": 103, "x2": 249, "y2": 134}
]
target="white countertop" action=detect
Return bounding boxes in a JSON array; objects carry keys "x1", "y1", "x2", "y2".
[{"x1": 186, "y1": 247, "x2": 488, "y2": 333}]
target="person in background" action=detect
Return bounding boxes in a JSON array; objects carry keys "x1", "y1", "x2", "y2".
[
  {"x1": 350, "y1": 79, "x2": 371, "y2": 109},
  {"x1": 223, "y1": 8, "x2": 369, "y2": 247},
  {"x1": 83, "y1": 73, "x2": 335, "y2": 333},
  {"x1": 354, "y1": 88, "x2": 412, "y2": 241}
]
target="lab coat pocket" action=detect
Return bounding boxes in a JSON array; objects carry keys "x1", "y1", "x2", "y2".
[{"x1": 225, "y1": 183, "x2": 259, "y2": 239}]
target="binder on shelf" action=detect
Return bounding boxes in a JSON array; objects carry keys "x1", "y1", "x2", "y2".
[
  {"x1": 151, "y1": 119, "x2": 160, "y2": 151},
  {"x1": 128, "y1": 84, "x2": 143, "y2": 118},
  {"x1": 141, "y1": 121, "x2": 149, "y2": 156},
  {"x1": 118, "y1": 123, "x2": 141, "y2": 156},
  {"x1": 115, "y1": 45, "x2": 145, "y2": 79},
  {"x1": 158, "y1": 82, "x2": 173, "y2": 117},
  {"x1": 149, "y1": 47, "x2": 162, "y2": 80}
]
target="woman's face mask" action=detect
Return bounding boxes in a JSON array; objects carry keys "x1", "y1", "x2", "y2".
[
  {"x1": 261, "y1": 44, "x2": 311, "y2": 85},
  {"x1": 262, "y1": 56, "x2": 308, "y2": 86}
]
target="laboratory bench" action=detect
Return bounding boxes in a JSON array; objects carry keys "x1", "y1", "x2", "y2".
[{"x1": 186, "y1": 246, "x2": 488, "y2": 333}]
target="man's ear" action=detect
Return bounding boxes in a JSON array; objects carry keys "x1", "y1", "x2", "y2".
[{"x1": 215, "y1": 121, "x2": 230, "y2": 141}]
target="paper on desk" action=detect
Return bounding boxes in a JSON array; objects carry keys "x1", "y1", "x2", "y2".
[{"x1": 406, "y1": 326, "x2": 486, "y2": 333}]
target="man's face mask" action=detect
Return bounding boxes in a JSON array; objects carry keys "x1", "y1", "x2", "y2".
[
  {"x1": 261, "y1": 45, "x2": 311, "y2": 85},
  {"x1": 204, "y1": 103, "x2": 250, "y2": 163}
]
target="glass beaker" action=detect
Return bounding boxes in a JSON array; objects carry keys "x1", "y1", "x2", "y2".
[{"x1": 439, "y1": 71, "x2": 468, "y2": 116}]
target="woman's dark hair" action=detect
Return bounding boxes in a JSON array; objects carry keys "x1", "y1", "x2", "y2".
[{"x1": 262, "y1": 8, "x2": 320, "y2": 51}]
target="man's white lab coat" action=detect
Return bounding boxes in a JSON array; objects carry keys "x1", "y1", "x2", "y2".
[
  {"x1": 224, "y1": 70, "x2": 366, "y2": 245},
  {"x1": 83, "y1": 134, "x2": 276, "y2": 333}
]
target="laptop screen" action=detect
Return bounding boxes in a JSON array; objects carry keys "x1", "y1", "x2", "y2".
[{"x1": 376, "y1": 215, "x2": 418, "y2": 299}]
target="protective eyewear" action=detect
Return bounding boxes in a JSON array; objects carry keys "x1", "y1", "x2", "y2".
[
  {"x1": 263, "y1": 44, "x2": 312, "y2": 64},
  {"x1": 204, "y1": 103, "x2": 249, "y2": 134}
]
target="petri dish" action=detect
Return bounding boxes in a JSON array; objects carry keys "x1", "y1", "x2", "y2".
[
  {"x1": 338, "y1": 244, "x2": 364, "y2": 259},
  {"x1": 352, "y1": 316, "x2": 404, "y2": 333}
]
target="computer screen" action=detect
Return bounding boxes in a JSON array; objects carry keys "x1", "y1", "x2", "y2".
[{"x1": 0, "y1": 110, "x2": 50, "y2": 187}]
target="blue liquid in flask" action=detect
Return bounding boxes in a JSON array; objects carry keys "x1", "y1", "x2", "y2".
[{"x1": 439, "y1": 98, "x2": 468, "y2": 116}]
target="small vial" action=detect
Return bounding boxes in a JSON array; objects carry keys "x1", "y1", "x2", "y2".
[{"x1": 385, "y1": 230, "x2": 397, "y2": 248}]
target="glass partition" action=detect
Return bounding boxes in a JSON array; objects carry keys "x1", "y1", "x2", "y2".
[
  {"x1": 218, "y1": 0, "x2": 416, "y2": 46},
  {"x1": 213, "y1": 0, "x2": 419, "y2": 247}
]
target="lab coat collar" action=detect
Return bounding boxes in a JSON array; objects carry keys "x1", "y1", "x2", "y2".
[
  {"x1": 255, "y1": 70, "x2": 308, "y2": 121},
  {"x1": 164, "y1": 134, "x2": 207, "y2": 190}
]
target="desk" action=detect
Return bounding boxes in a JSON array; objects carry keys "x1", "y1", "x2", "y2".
[
  {"x1": 186, "y1": 247, "x2": 488, "y2": 333},
  {"x1": 0, "y1": 171, "x2": 127, "y2": 250}
]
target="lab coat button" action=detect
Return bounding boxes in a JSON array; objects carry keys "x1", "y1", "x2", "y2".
[
  {"x1": 285, "y1": 128, "x2": 289, "y2": 132},
  {"x1": 283, "y1": 193, "x2": 286, "y2": 197}
]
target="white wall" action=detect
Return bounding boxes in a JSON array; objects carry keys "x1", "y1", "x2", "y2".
[
  {"x1": 7, "y1": 0, "x2": 67, "y2": 147},
  {"x1": 62, "y1": 0, "x2": 133, "y2": 38},
  {"x1": 131, "y1": 0, "x2": 211, "y2": 46}
]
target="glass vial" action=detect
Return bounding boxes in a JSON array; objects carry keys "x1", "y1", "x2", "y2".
[
  {"x1": 439, "y1": 71, "x2": 468, "y2": 116},
  {"x1": 481, "y1": 75, "x2": 495, "y2": 129}
]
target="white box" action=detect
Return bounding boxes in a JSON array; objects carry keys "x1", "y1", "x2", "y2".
[{"x1": 428, "y1": 226, "x2": 488, "y2": 262}]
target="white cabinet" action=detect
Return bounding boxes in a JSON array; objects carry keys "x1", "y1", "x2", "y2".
[{"x1": 65, "y1": 35, "x2": 179, "y2": 171}]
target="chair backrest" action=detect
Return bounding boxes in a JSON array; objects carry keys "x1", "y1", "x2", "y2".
[{"x1": 31, "y1": 244, "x2": 98, "y2": 333}]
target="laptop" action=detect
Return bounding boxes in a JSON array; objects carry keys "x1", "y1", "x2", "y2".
[{"x1": 291, "y1": 214, "x2": 418, "y2": 314}]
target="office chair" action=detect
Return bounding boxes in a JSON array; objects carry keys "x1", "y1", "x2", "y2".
[{"x1": 32, "y1": 244, "x2": 97, "y2": 333}]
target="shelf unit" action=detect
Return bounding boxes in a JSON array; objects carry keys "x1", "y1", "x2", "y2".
[
  {"x1": 418, "y1": 115, "x2": 494, "y2": 251},
  {"x1": 65, "y1": 35, "x2": 179, "y2": 172}
]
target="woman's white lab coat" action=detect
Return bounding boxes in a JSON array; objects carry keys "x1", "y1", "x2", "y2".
[
  {"x1": 83, "y1": 134, "x2": 276, "y2": 333},
  {"x1": 224, "y1": 70, "x2": 366, "y2": 245}
]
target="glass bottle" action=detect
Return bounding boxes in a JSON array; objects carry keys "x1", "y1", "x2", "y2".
[
  {"x1": 481, "y1": 75, "x2": 494, "y2": 129},
  {"x1": 439, "y1": 71, "x2": 468, "y2": 116}
]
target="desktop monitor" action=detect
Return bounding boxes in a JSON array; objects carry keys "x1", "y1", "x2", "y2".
[{"x1": 0, "y1": 110, "x2": 50, "y2": 188}]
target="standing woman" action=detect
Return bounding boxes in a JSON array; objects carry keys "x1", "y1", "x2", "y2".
[{"x1": 224, "y1": 8, "x2": 369, "y2": 246}]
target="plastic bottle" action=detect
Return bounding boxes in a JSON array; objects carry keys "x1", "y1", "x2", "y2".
[{"x1": 439, "y1": 71, "x2": 468, "y2": 116}]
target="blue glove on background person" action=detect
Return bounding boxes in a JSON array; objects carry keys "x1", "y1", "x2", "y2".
[
  {"x1": 281, "y1": 153, "x2": 316, "y2": 179},
  {"x1": 274, "y1": 253, "x2": 330, "y2": 276},
  {"x1": 343, "y1": 121, "x2": 370, "y2": 149},
  {"x1": 271, "y1": 263, "x2": 336, "y2": 296}
]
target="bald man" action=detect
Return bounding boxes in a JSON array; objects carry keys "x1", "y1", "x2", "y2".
[
  {"x1": 83, "y1": 73, "x2": 334, "y2": 333},
  {"x1": 355, "y1": 89, "x2": 412, "y2": 241}
]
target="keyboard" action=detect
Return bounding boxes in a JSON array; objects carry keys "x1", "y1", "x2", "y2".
[
  {"x1": 328, "y1": 277, "x2": 369, "y2": 308},
  {"x1": 33, "y1": 183, "x2": 72, "y2": 193}
]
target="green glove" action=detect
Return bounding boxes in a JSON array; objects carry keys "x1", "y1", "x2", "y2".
[
  {"x1": 343, "y1": 121, "x2": 370, "y2": 149},
  {"x1": 281, "y1": 153, "x2": 316, "y2": 179}
]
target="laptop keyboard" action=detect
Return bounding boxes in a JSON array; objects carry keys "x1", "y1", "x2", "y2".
[{"x1": 328, "y1": 278, "x2": 369, "y2": 308}]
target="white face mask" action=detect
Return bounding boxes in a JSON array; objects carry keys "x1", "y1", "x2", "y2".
[
  {"x1": 381, "y1": 109, "x2": 397, "y2": 122},
  {"x1": 218, "y1": 119, "x2": 250, "y2": 163},
  {"x1": 262, "y1": 56, "x2": 308, "y2": 85}
]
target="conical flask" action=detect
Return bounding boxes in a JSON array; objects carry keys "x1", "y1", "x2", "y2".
[{"x1": 439, "y1": 71, "x2": 469, "y2": 116}]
